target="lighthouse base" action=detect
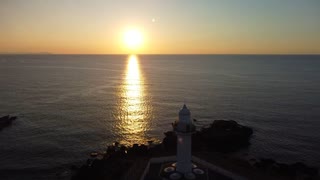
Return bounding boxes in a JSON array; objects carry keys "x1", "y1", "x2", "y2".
[
  {"x1": 142, "y1": 156, "x2": 244, "y2": 180},
  {"x1": 159, "y1": 162, "x2": 205, "y2": 180},
  {"x1": 176, "y1": 162, "x2": 193, "y2": 174}
]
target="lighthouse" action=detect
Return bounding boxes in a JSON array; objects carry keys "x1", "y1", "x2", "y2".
[
  {"x1": 173, "y1": 104, "x2": 196, "y2": 177},
  {"x1": 143, "y1": 104, "x2": 242, "y2": 180}
]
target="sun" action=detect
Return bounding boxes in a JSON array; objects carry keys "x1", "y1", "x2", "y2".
[{"x1": 123, "y1": 29, "x2": 143, "y2": 50}]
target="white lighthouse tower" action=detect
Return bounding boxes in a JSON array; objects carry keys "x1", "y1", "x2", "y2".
[{"x1": 173, "y1": 104, "x2": 196, "y2": 178}]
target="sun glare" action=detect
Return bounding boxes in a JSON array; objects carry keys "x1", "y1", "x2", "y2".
[{"x1": 123, "y1": 29, "x2": 143, "y2": 50}]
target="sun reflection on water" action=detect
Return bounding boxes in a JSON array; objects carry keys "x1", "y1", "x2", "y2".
[{"x1": 113, "y1": 55, "x2": 154, "y2": 146}]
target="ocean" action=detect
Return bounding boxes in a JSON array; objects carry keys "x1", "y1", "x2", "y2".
[{"x1": 0, "y1": 55, "x2": 319, "y2": 179}]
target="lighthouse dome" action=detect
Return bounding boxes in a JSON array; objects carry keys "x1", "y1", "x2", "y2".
[
  {"x1": 173, "y1": 104, "x2": 195, "y2": 133},
  {"x1": 179, "y1": 104, "x2": 191, "y2": 116}
]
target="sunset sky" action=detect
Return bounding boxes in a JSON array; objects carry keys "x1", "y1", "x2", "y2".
[{"x1": 1, "y1": 0, "x2": 319, "y2": 54}]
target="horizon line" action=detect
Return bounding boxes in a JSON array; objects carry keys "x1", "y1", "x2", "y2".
[{"x1": 1, "y1": 53, "x2": 320, "y2": 56}]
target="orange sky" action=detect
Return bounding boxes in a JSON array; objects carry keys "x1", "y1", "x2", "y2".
[{"x1": 1, "y1": 0, "x2": 320, "y2": 54}]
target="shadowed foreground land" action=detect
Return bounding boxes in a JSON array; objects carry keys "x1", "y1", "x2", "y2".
[{"x1": 71, "y1": 120, "x2": 319, "y2": 180}]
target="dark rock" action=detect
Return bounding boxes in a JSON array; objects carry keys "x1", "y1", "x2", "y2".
[
  {"x1": 273, "y1": 162, "x2": 290, "y2": 174},
  {"x1": 120, "y1": 145, "x2": 127, "y2": 152},
  {"x1": 254, "y1": 158, "x2": 276, "y2": 170},
  {"x1": 289, "y1": 162, "x2": 318, "y2": 177},
  {"x1": 260, "y1": 158, "x2": 276, "y2": 165},
  {"x1": 90, "y1": 152, "x2": 98, "y2": 157},
  {"x1": 70, "y1": 165, "x2": 79, "y2": 171},
  {"x1": 72, "y1": 143, "x2": 140, "y2": 180},
  {"x1": 0, "y1": 115, "x2": 17, "y2": 131},
  {"x1": 9, "y1": 116, "x2": 17, "y2": 121},
  {"x1": 72, "y1": 119, "x2": 320, "y2": 180},
  {"x1": 255, "y1": 158, "x2": 319, "y2": 179},
  {"x1": 107, "y1": 145, "x2": 115, "y2": 154},
  {"x1": 195, "y1": 120, "x2": 253, "y2": 152},
  {"x1": 162, "y1": 120, "x2": 253, "y2": 153},
  {"x1": 127, "y1": 144, "x2": 149, "y2": 156},
  {"x1": 162, "y1": 131, "x2": 177, "y2": 152}
]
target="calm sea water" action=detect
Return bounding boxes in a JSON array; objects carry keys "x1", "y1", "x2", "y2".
[{"x1": 0, "y1": 55, "x2": 320, "y2": 179}]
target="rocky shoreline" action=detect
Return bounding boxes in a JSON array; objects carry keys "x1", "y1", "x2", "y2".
[{"x1": 71, "y1": 120, "x2": 319, "y2": 180}]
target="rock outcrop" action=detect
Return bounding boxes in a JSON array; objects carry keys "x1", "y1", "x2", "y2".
[
  {"x1": 0, "y1": 115, "x2": 17, "y2": 131},
  {"x1": 195, "y1": 120, "x2": 253, "y2": 152},
  {"x1": 163, "y1": 120, "x2": 253, "y2": 152},
  {"x1": 71, "y1": 120, "x2": 319, "y2": 180},
  {"x1": 254, "y1": 158, "x2": 318, "y2": 180}
]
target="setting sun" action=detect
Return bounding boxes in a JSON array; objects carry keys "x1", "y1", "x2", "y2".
[{"x1": 123, "y1": 29, "x2": 143, "y2": 50}]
